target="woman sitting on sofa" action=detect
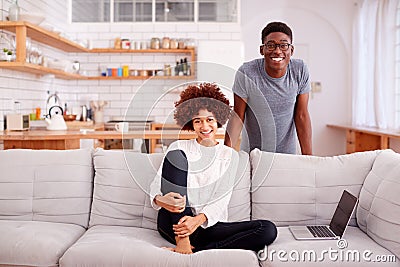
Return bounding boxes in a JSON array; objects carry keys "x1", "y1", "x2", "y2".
[{"x1": 149, "y1": 83, "x2": 277, "y2": 254}]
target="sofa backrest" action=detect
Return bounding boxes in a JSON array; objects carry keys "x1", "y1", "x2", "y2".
[
  {"x1": 357, "y1": 149, "x2": 400, "y2": 258},
  {"x1": 89, "y1": 149, "x2": 250, "y2": 230},
  {"x1": 0, "y1": 149, "x2": 93, "y2": 228},
  {"x1": 250, "y1": 149, "x2": 379, "y2": 227}
]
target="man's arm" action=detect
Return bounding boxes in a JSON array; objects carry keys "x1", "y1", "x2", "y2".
[
  {"x1": 224, "y1": 94, "x2": 247, "y2": 150},
  {"x1": 294, "y1": 93, "x2": 312, "y2": 155}
]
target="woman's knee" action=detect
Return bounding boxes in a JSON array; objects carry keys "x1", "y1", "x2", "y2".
[
  {"x1": 165, "y1": 150, "x2": 187, "y2": 170},
  {"x1": 259, "y1": 220, "x2": 277, "y2": 246},
  {"x1": 162, "y1": 150, "x2": 188, "y2": 190}
]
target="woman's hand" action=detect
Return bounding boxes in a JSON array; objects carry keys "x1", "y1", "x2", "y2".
[
  {"x1": 155, "y1": 192, "x2": 186, "y2": 213},
  {"x1": 173, "y1": 214, "x2": 207, "y2": 238}
]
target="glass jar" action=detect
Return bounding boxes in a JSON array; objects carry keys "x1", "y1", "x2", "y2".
[
  {"x1": 178, "y1": 39, "x2": 186, "y2": 49},
  {"x1": 164, "y1": 64, "x2": 171, "y2": 76},
  {"x1": 162, "y1": 37, "x2": 170, "y2": 49},
  {"x1": 169, "y1": 38, "x2": 178, "y2": 49},
  {"x1": 8, "y1": 0, "x2": 20, "y2": 21},
  {"x1": 121, "y1": 39, "x2": 130, "y2": 49},
  {"x1": 150, "y1": 38, "x2": 160, "y2": 49}
]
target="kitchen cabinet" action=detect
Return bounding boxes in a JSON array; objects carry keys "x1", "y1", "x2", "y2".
[
  {"x1": 0, "y1": 21, "x2": 196, "y2": 80},
  {"x1": 327, "y1": 124, "x2": 398, "y2": 153}
]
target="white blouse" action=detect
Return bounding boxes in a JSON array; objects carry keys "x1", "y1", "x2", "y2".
[{"x1": 149, "y1": 139, "x2": 239, "y2": 228}]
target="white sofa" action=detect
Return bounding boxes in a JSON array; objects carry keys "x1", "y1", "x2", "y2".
[{"x1": 0, "y1": 148, "x2": 399, "y2": 267}]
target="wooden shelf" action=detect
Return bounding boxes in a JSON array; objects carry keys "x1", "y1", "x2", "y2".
[
  {"x1": 86, "y1": 75, "x2": 195, "y2": 80},
  {"x1": 0, "y1": 22, "x2": 196, "y2": 80},
  {"x1": 0, "y1": 21, "x2": 89, "y2": 52},
  {"x1": 91, "y1": 48, "x2": 195, "y2": 55},
  {"x1": 0, "y1": 61, "x2": 85, "y2": 79}
]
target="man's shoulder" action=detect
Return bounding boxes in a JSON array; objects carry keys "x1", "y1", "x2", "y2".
[
  {"x1": 289, "y1": 58, "x2": 307, "y2": 69},
  {"x1": 239, "y1": 58, "x2": 263, "y2": 72}
]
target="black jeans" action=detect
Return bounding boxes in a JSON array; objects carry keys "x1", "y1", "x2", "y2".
[{"x1": 157, "y1": 150, "x2": 277, "y2": 252}]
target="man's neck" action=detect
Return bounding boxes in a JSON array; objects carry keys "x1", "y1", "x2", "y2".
[{"x1": 265, "y1": 66, "x2": 286, "y2": 78}]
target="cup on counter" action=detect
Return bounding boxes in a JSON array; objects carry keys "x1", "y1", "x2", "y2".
[{"x1": 115, "y1": 122, "x2": 129, "y2": 133}]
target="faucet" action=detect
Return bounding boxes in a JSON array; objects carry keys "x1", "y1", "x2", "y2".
[{"x1": 46, "y1": 91, "x2": 61, "y2": 115}]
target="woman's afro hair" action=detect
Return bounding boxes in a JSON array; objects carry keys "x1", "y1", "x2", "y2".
[{"x1": 174, "y1": 83, "x2": 231, "y2": 131}]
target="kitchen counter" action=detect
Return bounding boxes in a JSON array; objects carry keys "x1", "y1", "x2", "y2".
[{"x1": 0, "y1": 129, "x2": 226, "y2": 151}]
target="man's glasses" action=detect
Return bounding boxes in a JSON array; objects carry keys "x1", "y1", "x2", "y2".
[{"x1": 262, "y1": 43, "x2": 292, "y2": 51}]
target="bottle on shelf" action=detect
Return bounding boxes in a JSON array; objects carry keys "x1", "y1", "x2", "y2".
[
  {"x1": 174, "y1": 61, "x2": 180, "y2": 76},
  {"x1": 8, "y1": 0, "x2": 20, "y2": 21},
  {"x1": 179, "y1": 59, "x2": 184, "y2": 76},
  {"x1": 183, "y1": 57, "x2": 188, "y2": 76}
]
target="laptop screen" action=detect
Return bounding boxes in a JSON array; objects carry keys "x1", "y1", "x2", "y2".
[{"x1": 329, "y1": 190, "x2": 358, "y2": 237}]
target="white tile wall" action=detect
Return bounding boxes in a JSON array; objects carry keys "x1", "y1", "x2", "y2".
[{"x1": 0, "y1": 0, "x2": 241, "y2": 131}]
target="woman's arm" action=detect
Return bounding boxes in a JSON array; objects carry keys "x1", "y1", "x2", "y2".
[
  {"x1": 154, "y1": 193, "x2": 186, "y2": 213},
  {"x1": 173, "y1": 213, "x2": 208, "y2": 238}
]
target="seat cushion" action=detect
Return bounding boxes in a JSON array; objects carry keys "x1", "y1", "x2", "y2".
[
  {"x1": 250, "y1": 149, "x2": 379, "y2": 226},
  {"x1": 262, "y1": 227, "x2": 399, "y2": 266},
  {"x1": 0, "y1": 220, "x2": 85, "y2": 267},
  {"x1": 60, "y1": 225, "x2": 259, "y2": 267},
  {"x1": 0, "y1": 149, "x2": 93, "y2": 228},
  {"x1": 357, "y1": 149, "x2": 400, "y2": 259},
  {"x1": 89, "y1": 149, "x2": 251, "y2": 230}
]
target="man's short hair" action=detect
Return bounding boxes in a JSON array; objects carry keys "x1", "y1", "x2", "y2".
[{"x1": 261, "y1": 22, "x2": 293, "y2": 43}]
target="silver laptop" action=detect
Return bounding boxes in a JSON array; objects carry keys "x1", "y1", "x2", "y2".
[{"x1": 289, "y1": 190, "x2": 358, "y2": 240}]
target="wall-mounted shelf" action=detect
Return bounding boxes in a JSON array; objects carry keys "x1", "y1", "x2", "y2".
[
  {"x1": 0, "y1": 21, "x2": 89, "y2": 53},
  {"x1": 87, "y1": 75, "x2": 195, "y2": 80},
  {"x1": 0, "y1": 61, "x2": 84, "y2": 79},
  {"x1": 0, "y1": 21, "x2": 196, "y2": 80}
]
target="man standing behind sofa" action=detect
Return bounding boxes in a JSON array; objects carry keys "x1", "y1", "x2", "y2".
[{"x1": 225, "y1": 21, "x2": 312, "y2": 155}]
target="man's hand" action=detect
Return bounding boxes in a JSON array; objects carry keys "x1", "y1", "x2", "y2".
[
  {"x1": 173, "y1": 214, "x2": 207, "y2": 238},
  {"x1": 155, "y1": 192, "x2": 186, "y2": 213}
]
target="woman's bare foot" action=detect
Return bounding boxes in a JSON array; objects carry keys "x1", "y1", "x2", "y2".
[{"x1": 161, "y1": 247, "x2": 175, "y2": 252}]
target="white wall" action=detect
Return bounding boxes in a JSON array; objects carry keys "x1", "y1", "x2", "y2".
[
  {"x1": 242, "y1": 0, "x2": 359, "y2": 156},
  {"x1": 0, "y1": 0, "x2": 367, "y2": 156},
  {"x1": 0, "y1": 0, "x2": 241, "y2": 129}
]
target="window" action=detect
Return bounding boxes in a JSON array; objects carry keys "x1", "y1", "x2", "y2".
[
  {"x1": 198, "y1": 0, "x2": 237, "y2": 22},
  {"x1": 72, "y1": 0, "x2": 110, "y2": 22},
  {"x1": 114, "y1": 0, "x2": 152, "y2": 22},
  {"x1": 71, "y1": 0, "x2": 238, "y2": 23},
  {"x1": 396, "y1": 3, "x2": 400, "y2": 128},
  {"x1": 155, "y1": 0, "x2": 194, "y2": 22}
]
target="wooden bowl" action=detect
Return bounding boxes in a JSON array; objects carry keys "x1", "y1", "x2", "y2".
[{"x1": 63, "y1": 114, "x2": 77, "y2": 121}]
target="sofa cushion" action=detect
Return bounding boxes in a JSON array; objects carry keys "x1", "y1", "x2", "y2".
[
  {"x1": 0, "y1": 220, "x2": 85, "y2": 267},
  {"x1": 60, "y1": 225, "x2": 259, "y2": 267},
  {"x1": 0, "y1": 149, "x2": 93, "y2": 228},
  {"x1": 89, "y1": 149, "x2": 250, "y2": 230},
  {"x1": 357, "y1": 149, "x2": 400, "y2": 259},
  {"x1": 250, "y1": 149, "x2": 379, "y2": 226},
  {"x1": 262, "y1": 226, "x2": 398, "y2": 266}
]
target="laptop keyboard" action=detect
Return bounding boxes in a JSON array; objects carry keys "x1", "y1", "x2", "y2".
[{"x1": 307, "y1": 225, "x2": 336, "y2": 238}]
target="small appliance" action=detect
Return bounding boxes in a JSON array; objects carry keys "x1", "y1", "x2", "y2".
[{"x1": 6, "y1": 114, "x2": 30, "y2": 131}]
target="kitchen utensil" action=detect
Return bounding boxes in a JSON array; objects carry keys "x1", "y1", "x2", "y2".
[
  {"x1": 80, "y1": 105, "x2": 88, "y2": 121},
  {"x1": 115, "y1": 122, "x2": 129, "y2": 132},
  {"x1": 63, "y1": 114, "x2": 77, "y2": 121},
  {"x1": 45, "y1": 105, "x2": 67, "y2": 130}
]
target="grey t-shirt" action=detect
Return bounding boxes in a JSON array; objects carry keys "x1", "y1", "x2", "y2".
[{"x1": 232, "y1": 58, "x2": 310, "y2": 154}]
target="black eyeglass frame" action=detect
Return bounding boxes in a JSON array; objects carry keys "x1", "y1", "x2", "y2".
[{"x1": 261, "y1": 43, "x2": 293, "y2": 51}]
